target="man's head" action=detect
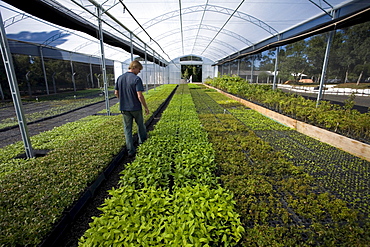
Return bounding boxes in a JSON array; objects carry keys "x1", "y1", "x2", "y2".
[{"x1": 129, "y1": 60, "x2": 143, "y2": 75}]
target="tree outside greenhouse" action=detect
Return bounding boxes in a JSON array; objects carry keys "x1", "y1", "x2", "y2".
[
  {"x1": 222, "y1": 21, "x2": 370, "y2": 86},
  {"x1": 0, "y1": 53, "x2": 114, "y2": 100}
]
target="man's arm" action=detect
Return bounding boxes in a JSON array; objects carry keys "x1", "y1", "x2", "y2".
[
  {"x1": 114, "y1": 90, "x2": 119, "y2": 98},
  {"x1": 137, "y1": 91, "x2": 149, "y2": 115}
]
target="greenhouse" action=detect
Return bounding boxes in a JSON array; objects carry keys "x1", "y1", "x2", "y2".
[{"x1": 1, "y1": 0, "x2": 370, "y2": 246}]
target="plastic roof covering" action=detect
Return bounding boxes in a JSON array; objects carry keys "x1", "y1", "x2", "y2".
[{"x1": 1, "y1": 0, "x2": 370, "y2": 66}]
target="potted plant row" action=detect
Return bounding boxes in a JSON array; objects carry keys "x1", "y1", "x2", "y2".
[
  {"x1": 205, "y1": 75, "x2": 370, "y2": 144},
  {"x1": 189, "y1": 83, "x2": 370, "y2": 246},
  {"x1": 79, "y1": 84, "x2": 244, "y2": 246},
  {"x1": 0, "y1": 84, "x2": 177, "y2": 246}
]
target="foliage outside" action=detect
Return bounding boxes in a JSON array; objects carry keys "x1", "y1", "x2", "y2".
[{"x1": 233, "y1": 21, "x2": 370, "y2": 85}]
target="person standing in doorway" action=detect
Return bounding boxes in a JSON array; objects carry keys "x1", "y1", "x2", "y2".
[{"x1": 114, "y1": 60, "x2": 149, "y2": 157}]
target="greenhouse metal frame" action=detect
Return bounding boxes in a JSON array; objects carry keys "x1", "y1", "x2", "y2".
[{"x1": 1, "y1": 0, "x2": 370, "y2": 246}]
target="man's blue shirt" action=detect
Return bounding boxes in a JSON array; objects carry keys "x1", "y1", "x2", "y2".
[{"x1": 115, "y1": 72, "x2": 144, "y2": 111}]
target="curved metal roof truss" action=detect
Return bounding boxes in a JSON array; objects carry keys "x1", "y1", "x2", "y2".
[{"x1": 2, "y1": 0, "x2": 370, "y2": 65}]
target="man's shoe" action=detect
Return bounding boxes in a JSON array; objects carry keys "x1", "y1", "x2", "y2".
[{"x1": 128, "y1": 152, "x2": 136, "y2": 158}]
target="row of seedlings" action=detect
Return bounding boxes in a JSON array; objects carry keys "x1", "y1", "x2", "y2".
[
  {"x1": 205, "y1": 75, "x2": 370, "y2": 143},
  {"x1": 79, "y1": 84, "x2": 244, "y2": 246},
  {"x1": 189, "y1": 84, "x2": 370, "y2": 246},
  {"x1": 0, "y1": 88, "x2": 114, "y2": 130},
  {"x1": 224, "y1": 102, "x2": 370, "y2": 218},
  {"x1": 204, "y1": 82, "x2": 370, "y2": 220},
  {"x1": 0, "y1": 84, "x2": 177, "y2": 246},
  {"x1": 0, "y1": 84, "x2": 176, "y2": 174}
]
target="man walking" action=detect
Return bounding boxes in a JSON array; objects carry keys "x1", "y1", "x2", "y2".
[{"x1": 114, "y1": 60, "x2": 149, "y2": 157}]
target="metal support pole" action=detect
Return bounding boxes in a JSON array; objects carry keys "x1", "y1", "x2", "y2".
[
  {"x1": 97, "y1": 5, "x2": 110, "y2": 116},
  {"x1": 87, "y1": 74, "x2": 90, "y2": 87},
  {"x1": 159, "y1": 62, "x2": 161, "y2": 85},
  {"x1": 316, "y1": 30, "x2": 335, "y2": 107},
  {"x1": 153, "y1": 51, "x2": 156, "y2": 90},
  {"x1": 26, "y1": 71, "x2": 32, "y2": 97},
  {"x1": 0, "y1": 12, "x2": 33, "y2": 158},
  {"x1": 130, "y1": 32, "x2": 134, "y2": 62},
  {"x1": 250, "y1": 56, "x2": 254, "y2": 83},
  {"x1": 89, "y1": 56, "x2": 94, "y2": 88},
  {"x1": 72, "y1": 72, "x2": 76, "y2": 91},
  {"x1": 228, "y1": 59, "x2": 231, "y2": 75},
  {"x1": 163, "y1": 64, "x2": 165, "y2": 84},
  {"x1": 158, "y1": 62, "x2": 160, "y2": 85},
  {"x1": 0, "y1": 82, "x2": 4, "y2": 100},
  {"x1": 168, "y1": 64, "x2": 170, "y2": 84},
  {"x1": 160, "y1": 63, "x2": 163, "y2": 85},
  {"x1": 237, "y1": 57, "x2": 240, "y2": 77},
  {"x1": 273, "y1": 46, "x2": 280, "y2": 90},
  {"x1": 70, "y1": 54, "x2": 76, "y2": 92},
  {"x1": 52, "y1": 72, "x2": 57, "y2": 94},
  {"x1": 317, "y1": 10, "x2": 336, "y2": 107},
  {"x1": 39, "y1": 46, "x2": 49, "y2": 95},
  {"x1": 144, "y1": 45, "x2": 148, "y2": 92}
]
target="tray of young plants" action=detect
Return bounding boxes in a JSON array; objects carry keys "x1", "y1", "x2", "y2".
[
  {"x1": 204, "y1": 88, "x2": 370, "y2": 217},
  {"x1": 0, "y1": 84, "x2": 177, "y2": 246},
  {"x1": 79, "y1": 84, "x2": 245, "y2": 246},
  {"x1": 189, "y1": 83, "x2": 370, "y2": 246},
  {"x1": 0, "y1": 88, "x2": 115, "y2": 130},
  {"x1": 205, "y1": 75, "x2": 370, "y2": 144}
]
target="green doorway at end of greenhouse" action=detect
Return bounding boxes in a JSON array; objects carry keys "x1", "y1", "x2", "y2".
[{"x1": 181, "y1": 65, "x2": 202, "y2": 83}]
